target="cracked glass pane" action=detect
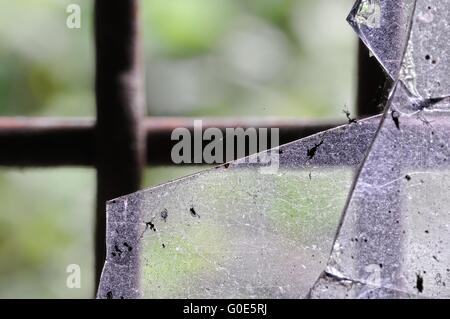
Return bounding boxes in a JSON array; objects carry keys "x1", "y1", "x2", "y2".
[
  {"x1": 347, "y1": 0, "x2": 416, "y2": 79},
  {"x1": 97, "y1": 0, "x2": 449, "y2": 299},
  {"x1": 312, "y1": 0, "x2": 450, "y2": 299},
  {"x1": 97, "y1": 116, "x2": 381, "y2": 299}
]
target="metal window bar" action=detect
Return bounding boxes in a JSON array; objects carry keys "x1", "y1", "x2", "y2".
[{"x1": 0, "y1": 0, "x2": 387, "y2": 291}]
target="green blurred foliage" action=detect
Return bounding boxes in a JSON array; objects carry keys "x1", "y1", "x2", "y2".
[
  {"x1": 143, "y1": 0, "x2": 234, "y2": 56},
  {"x1": 0, "y1": 169, "x2": 94, "y2": 298},
  {"x1": 0, "y1": 0, "x2": 356, "y2": 297},
  {"x1": 0, "y1": 0, "x2": 93, "y2": 116}
]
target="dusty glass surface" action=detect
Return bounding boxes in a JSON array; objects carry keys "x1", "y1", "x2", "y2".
[
  {"x1": 311, "y1": 90, "x2": 450, "y2": 299},
  {"x1": 98, "y1": 0, "x2": 450, "y2": 299},
  {"x1": 97, "y1": 117, "x2": 381, "y2": 299},
  {"x1": 347, "y1": 0, "x2": 416, "y2": 79},
  {"x1": 312, "y1": 0, "x2": 450, "y2": 299}
]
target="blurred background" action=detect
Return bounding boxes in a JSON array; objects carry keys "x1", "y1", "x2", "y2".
[{"x1": 0, "y1": 0, "x2": 356, "y2": 298}]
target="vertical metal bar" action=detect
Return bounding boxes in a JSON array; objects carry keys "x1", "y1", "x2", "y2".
[
  {"x1": 356, "y1": 40, "x2": 391, "y2": 117},
  {"x1": 94, "y1": 0, "x2": 145, "y2": 288}
]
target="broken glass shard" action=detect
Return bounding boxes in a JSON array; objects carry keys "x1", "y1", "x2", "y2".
[
  {"x1": 97, "y1": 0, "x2": 450, "y2": 300},
  {"x1": 97, "y1": 116, "x2": 381, "y2": 299},
  {"x1": 399, "y1": 0, "x2": 450, "y2": 99},
  {"x1": 347, "y1": 0, "x2": 416, "y2": 79},
  {"x1": 311, "y1": 84, "x2": 450, "y2": 298},
  {"x1": 312, "y1": 0, "x2": 450, "y2": 298}
]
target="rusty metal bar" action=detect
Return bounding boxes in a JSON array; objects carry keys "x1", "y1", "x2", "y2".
[
  {"x1": 94, "y1": 0, "x2": 146, "y2": 287},
  {"x1": 144, "y1": 117, "x2": 346, "y2": 165},
  {"x1": 0, "y1": 117, "x2": 346, "y2": 166},
  {"x1": 0, "y1": 118, "x2": 94, "y2": 166}
]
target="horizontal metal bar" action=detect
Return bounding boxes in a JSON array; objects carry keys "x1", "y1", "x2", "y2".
[
  {"x1": 0, "y1": 117, "x2": 346, "y2": 167},
  {"x1": 0, "y1": 118, "x2": 94, "y2": 166}
]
